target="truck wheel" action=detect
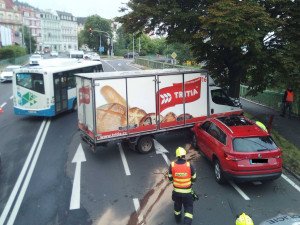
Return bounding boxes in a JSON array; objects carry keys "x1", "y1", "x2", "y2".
[
  {"x1": 214, "y1": 159, "x2": 226, "y2": 184},
  {"x1": 137, "y1": 136, "x2": 154, "y2": 154}
]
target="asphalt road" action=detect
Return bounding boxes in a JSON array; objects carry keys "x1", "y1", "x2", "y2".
[{"x1": 0, "y1": 57, "x2": 299, "y2": 225}]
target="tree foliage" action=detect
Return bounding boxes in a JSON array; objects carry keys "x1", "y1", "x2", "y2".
[
  {"x1": 23, "y1": 26, "x2": 36, "y2": 54},
  {"x1": 117, "y1": 0, "x2": 298, "y2": 98},
  {"x1": 82, "y1": 15, "x2": 112, "y2": 54}
]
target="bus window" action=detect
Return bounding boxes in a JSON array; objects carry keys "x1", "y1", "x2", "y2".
[{"x1": 16, "y1": 73, "x2": 45, "y2": 94}]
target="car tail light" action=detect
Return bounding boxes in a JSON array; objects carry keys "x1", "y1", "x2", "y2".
[{"x1": 224, "y1": 153, "x2": 245, "y2": 161}]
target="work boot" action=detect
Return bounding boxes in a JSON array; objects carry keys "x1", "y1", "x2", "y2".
[{"x1": 175, "y1": 214, "x2": 181, "y2": 223}]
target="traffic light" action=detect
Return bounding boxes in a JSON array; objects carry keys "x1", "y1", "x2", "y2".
[{"x1": 89, "y1": 27, "x2": 93, "y2": 36}]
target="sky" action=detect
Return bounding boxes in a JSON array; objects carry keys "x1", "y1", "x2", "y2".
[{"x1": 17, "y1": 0, "x2": 129, "y2": 19}]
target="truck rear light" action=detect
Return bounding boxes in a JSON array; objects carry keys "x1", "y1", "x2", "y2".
[{"x1": 224, "y1": 153, "x2": 245, "y2": 161}]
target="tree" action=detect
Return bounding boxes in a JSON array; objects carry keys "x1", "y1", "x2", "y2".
[
  {"x1": 23, "y1": 26, "x2": 36, "y2": 54},
  {"x1": 117, "y1": 0, "x2": 285, "y2": 98},
  {"x1": 82, "y1": 15, "x2": 112, "y2": 54}
]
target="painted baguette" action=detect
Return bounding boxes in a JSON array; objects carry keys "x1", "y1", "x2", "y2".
[{"x1": 101, "y1": 85, "x2": 127, "y2": 107}]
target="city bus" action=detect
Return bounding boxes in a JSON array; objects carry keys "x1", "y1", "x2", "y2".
[{"x1": 13, "y1": 58, "x2": 103, "y2": 117}]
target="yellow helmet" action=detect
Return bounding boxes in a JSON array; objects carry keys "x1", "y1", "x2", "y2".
[
  {"x1": 176, "y1": 147, "x2": 186, "y2": 158},
  {"x1": 236, "y1": 213, "x2": 254, "y2": 225}
]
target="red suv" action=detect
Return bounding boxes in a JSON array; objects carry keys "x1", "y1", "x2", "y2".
[{"x1": 191, "y1": 116, "x2": 282, "y2": 184}]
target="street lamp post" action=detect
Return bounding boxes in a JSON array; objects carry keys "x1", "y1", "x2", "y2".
[{"x1": 90, "y1": 29, "x2": 112, "y2": 57}]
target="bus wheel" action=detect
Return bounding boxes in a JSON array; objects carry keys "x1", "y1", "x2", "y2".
[
  {"x1": 137, "y1": 136, "x2": 154, "y2": 154},
  {"x1": 72, "y1": 100, "x2": 78, "y2": 111}
]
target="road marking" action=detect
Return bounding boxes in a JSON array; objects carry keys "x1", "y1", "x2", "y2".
[
  {"x1": 1, "y1": 102, "x2": 7, "y2": 108},
  {"x1": 228, "y1": 180, "x2": 250, "y2": 201},
  {"x1": 70, "y1": 143, "x2": 86, "y2": 210},
  {"x1": 102, "y1": 60, "x2": 117, "y2": 71},
  {"x1": 282, "y1": 174, "x2": 300, "y2": 193},
  {"x1": 6, "y1": 119, "x2": 51, "y2": 225},
  {"x1": 10, "y1": 96, "x2": 13, "y2": 99},
  {"x1": 133, "y1": 198, "x2": 140, "y2": 211},
  {"x1": 154, "y1": 139, "x2": 170, "y2": 166},
  {"x1": 118, "y1": 143, "x2": 131, "y2": 176},
  {"x1": 0, "y1": 119, "x2": 47, "y2": 224}
]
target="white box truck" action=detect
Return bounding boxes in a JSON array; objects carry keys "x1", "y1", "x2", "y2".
[{"x1": 75, "y1": 68, "x2": 242, "y2": 153}]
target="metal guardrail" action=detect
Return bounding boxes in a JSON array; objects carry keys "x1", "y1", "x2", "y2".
[
  {"x1": 0, "y1": 55, "x2": 30, "y2": 68},
  {"x1": 240, "y1": 85, "x2": 299, "y2": 116}
]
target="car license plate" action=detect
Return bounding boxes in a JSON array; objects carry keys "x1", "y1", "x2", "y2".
[{"x1": 250, "y1": 159, "x2": 268, "y2": 164}]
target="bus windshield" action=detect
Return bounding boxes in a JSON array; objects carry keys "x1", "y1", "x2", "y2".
[{"x1": 16, "y1": 73, "x2": 45, "y2": 94}]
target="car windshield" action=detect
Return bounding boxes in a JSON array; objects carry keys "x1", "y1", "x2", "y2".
[
  {"x1": 4, "y1": 67, "x2": 15, "y2": 72},
  {"x1": 233, "y1": 136, "x2": 278, "y2": 152},
  {"x1": 31, "y1": 55, "x2": 41, "y2": 59}
]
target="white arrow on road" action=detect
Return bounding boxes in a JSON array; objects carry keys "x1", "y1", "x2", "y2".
[
  {"x1": 154, "y1": 139, "x2": 170, "y2": 166},
  {"x1": 70, "y1": 143, "x2": 86, "y2": 210}
]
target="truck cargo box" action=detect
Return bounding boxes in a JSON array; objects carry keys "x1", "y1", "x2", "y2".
[{"x1": 75, "y1": 68, "x2": 209, "y2": 152}]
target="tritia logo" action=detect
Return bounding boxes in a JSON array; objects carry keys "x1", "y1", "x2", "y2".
[
  {"x1": 157, "y1": 77, "x2": 205, "y2": 112},
  {"x1": 79, "y1": 85, "x2": 90, "y2": 106}
]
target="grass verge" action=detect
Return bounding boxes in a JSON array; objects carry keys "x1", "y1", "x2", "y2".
[{"x1": 271, "y1": 129, "x2": 300, "y2": 176}]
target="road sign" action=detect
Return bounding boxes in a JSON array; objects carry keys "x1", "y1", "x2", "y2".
[
  {"x1": 99, "y1": 46, "x2": 104, "y2": 52},
  {"x1": 171, "y1": 52, "x2": 177, "y2": 59}
]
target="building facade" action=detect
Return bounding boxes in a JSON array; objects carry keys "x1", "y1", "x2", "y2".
[
  {"x1": 0, "y1": 0, "x2": 22, "y2": 45},
  {"x1": 18, "y1": 5, "x2": 42, "y2": 50},
  {"x1": 56, "y1": 11, "x2": 78, "y2": 52},
  {"x1": 40, "y1": 9, "x2": 61, "y2": 52}
]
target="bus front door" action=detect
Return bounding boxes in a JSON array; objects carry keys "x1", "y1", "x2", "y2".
[{"x1": 54, "y1": 74, "x2": 68, "y2": 114}]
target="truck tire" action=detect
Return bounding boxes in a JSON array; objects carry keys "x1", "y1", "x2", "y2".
[{"x1": 137, "y1": 136, "x2": 154, "y2": 154}]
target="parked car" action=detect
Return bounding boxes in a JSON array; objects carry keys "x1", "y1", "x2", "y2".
[
  {"x1": 0, "y1": 65, "x2": 21, "y2": 82},
  {"x1": 191, "y1": 116, "x2": 282, "y2": 184},
  {"x1": 29, "y1": 54, "x2": 42, "y2": 65},
  {"x1": 50, "y1": 51, "x2": 58, "y2": 57},
  {"x1": 124, "y1": 52, "x2": 139, "y2": 58}
]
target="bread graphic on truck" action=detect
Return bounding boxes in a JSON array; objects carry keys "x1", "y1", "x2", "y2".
[{"x1": 97, "y1": 85, "x2": 189, "y2": 135}]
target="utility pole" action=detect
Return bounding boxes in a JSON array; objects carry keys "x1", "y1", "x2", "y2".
[{"x1": 133, "y1": 34, "x2": 135, "y2": 60}]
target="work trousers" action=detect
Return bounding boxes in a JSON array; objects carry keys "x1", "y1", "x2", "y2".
[
  {"x1": 172, "y1": 191, "x2": 194, "y2": 225},
  {"x1": 282, "y1": 101, "x2": 292, "y2": 118}
]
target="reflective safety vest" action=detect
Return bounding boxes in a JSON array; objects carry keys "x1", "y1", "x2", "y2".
[
  {"x1": 286, "y1": 91, "x2": 293, "y2": 102},
  {"x1": 171, "y1": 161, "x2": 192, "y2": 191}
]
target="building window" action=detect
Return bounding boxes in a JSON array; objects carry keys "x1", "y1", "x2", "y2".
[
  {"x1": 15, "y1": 15, "x2": 18, "y2": 20},
  {"x1": 24, "y1": 12, "x2": 29, "y2": 17},
  {"x1": 0, "y1": 13, "x2": 3, "y2": 19},
  {"x1": 8, "y1": 14, "x2": 12, "y2": 20}
]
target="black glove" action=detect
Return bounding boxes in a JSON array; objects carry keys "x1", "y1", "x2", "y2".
[{"x1": 191, "y1": 189, "x2": 199, "y2": 201}]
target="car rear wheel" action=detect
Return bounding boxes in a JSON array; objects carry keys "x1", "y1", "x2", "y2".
[{"x1": 214, "y1": 159, "x2": 226, "y2": 184}]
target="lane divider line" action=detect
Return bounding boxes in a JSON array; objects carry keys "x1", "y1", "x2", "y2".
[
  {"x1": 228, "y1": 180, "x2": 250, "y2": 200},
  {"x1": 0, "y1": 119, "x2": 47, "y2": 224},
  {"x1": 118, "y1": 143, "x2": 131, "y2": 176},
  {"x1": 282, "y1": 174, "x2": 300, "y2": 193},
  {"x1": 10, "y1": 96, "x2": 13, "y2": 100},
  {"x1": 7, "y1": 119, "x2": 51, "y2": 225},
  {"x1": 1, "y1": 102, "x2": 7, "y2": 108}
]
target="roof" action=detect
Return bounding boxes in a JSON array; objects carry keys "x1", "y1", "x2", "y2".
[
  {"x1": 15, "y1": 59, "x2": 102, "y2": 73},
  {"x1": 214, "y1": 116, "x2": 269, "y2": 138},
  {"x1": 75, "y1": 68, "x2": 208, "y2": 80},
  {"x1": 4, "y1": 0, "x2": 14, "y2": 10}
]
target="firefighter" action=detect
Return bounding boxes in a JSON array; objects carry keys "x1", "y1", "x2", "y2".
[
  {"x1": 168, "y1": 147, "x2": 197, "y2": 225},
  {"x1": 236, "y1": 213, "x2": 254, "y2": 225},
  {"x1": 281, "y1": 86, "x2": 294, "y2": 119}
]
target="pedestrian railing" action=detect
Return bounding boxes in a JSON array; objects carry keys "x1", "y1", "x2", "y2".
[
  {"x1": 0, "y1": 55, "x2": 29, "y2": 68},
  {"x1": 240, "y1": 85, "x2": 299, "y2": 117}
]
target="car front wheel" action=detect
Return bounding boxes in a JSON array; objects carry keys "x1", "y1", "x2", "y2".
[
  {"x1": 214, "y1": 159, "x2": 226, "y2": 184},
  {"x1": 192, "y1": 134, "x2": 198, "y2": 149}
]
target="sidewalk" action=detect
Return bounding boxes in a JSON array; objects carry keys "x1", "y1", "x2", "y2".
[{"x1": 241, "y1": 98, "x2": 300, "y2": 151}]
